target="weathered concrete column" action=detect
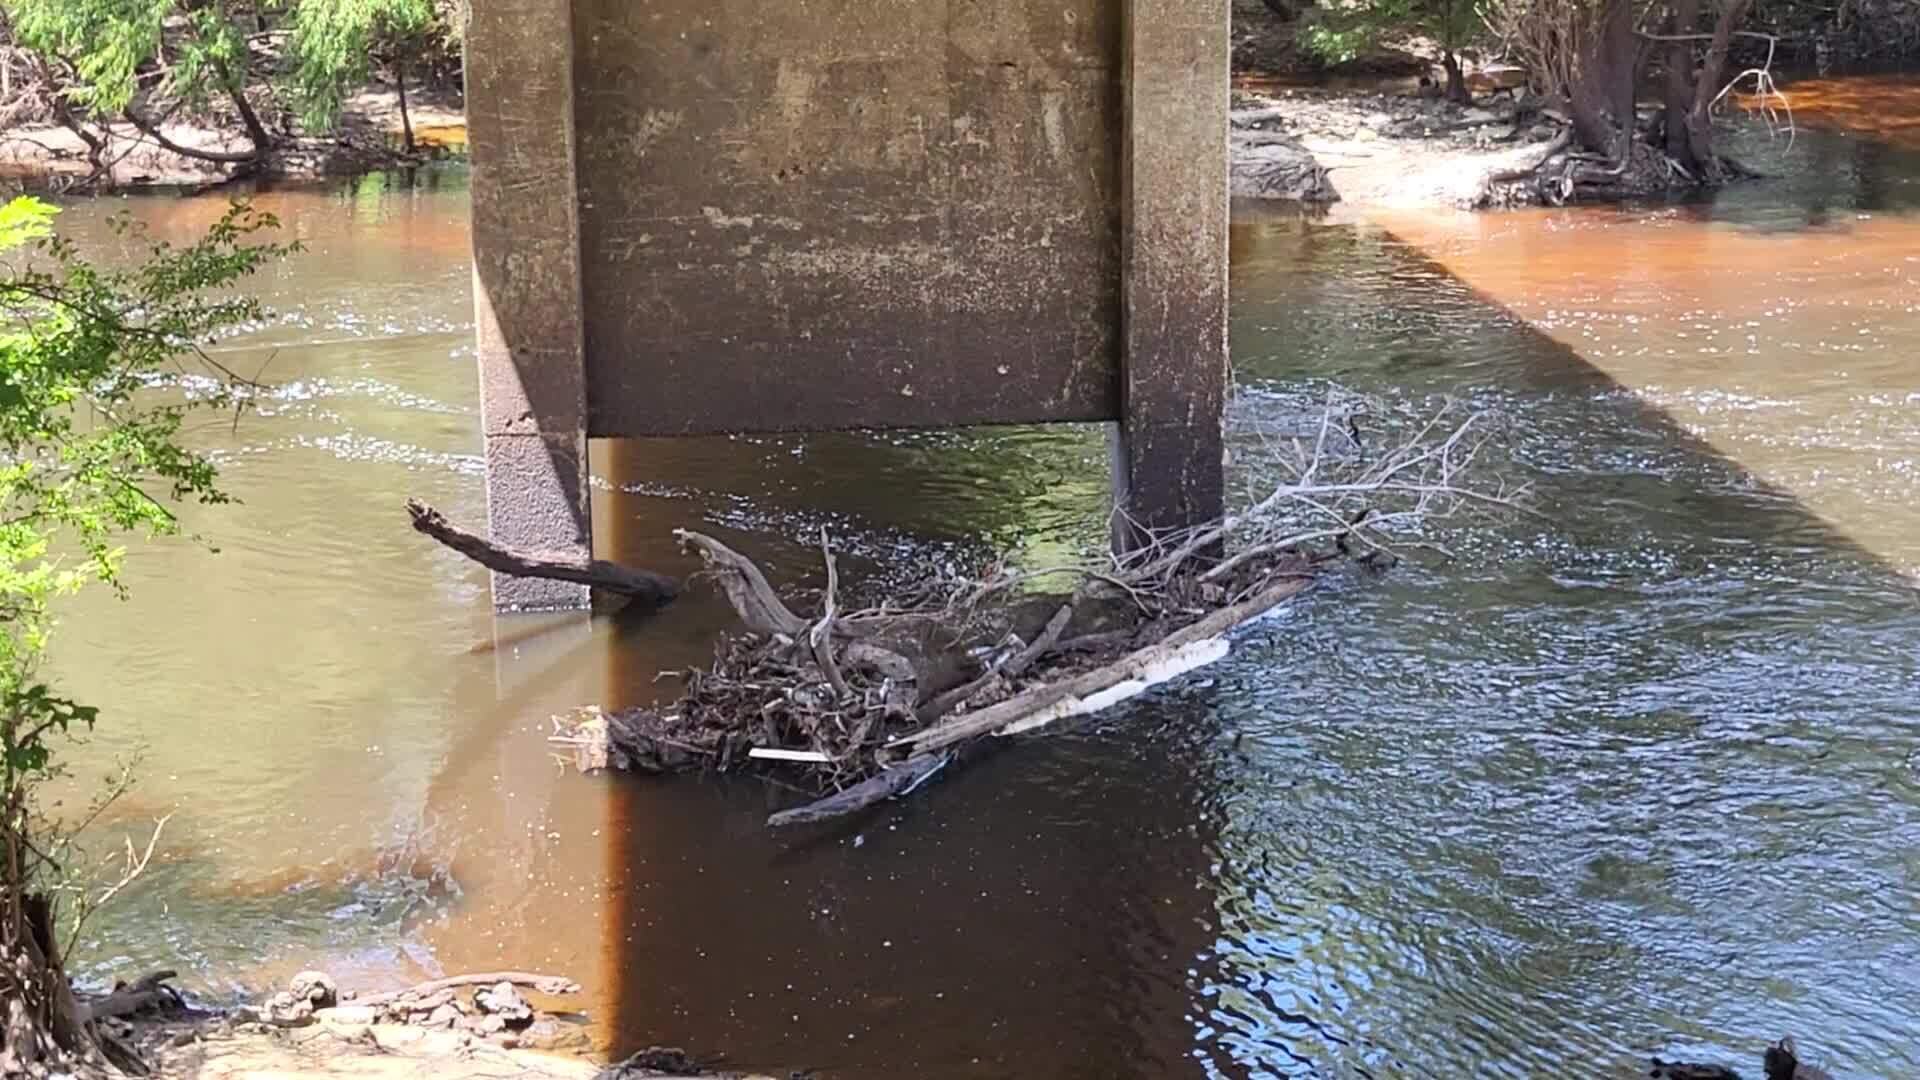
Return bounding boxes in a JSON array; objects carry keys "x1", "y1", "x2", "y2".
[
  {"x1": 467, "y1": 0, "x2": 592, "y2": 610},
  {"x1": 1116, "y1": 0, "x2": 1230, "y2": 545}
]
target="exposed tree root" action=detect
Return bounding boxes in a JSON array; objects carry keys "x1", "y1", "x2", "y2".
[
  {"x1": 4, "y1": 809, "x2": 184, "y2": 1077},
  {"x1": 79, "y1": 971, "x2": 182, "y2": 1024}
]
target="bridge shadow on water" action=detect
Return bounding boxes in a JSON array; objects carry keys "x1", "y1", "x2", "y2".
[{"x1": 560, "y1": 204, "x2": 1920, "y2": 1077}]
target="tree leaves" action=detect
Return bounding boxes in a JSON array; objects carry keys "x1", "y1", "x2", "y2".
[
  {"x1": 1300, "y1": 0, "x2": 1483, "y2": 65},
  {"x1": 1, "y1": 0, "x2": 455, "y2": 135},
  {"x1": 0, "y1": 195, "x2": 292, "y2": 793},
  {"x1": 285, "y1": 0, "x2": 438, "y2": 130}
]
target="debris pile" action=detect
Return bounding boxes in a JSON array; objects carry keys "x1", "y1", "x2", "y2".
[{"x1": 526, "y1": 402, "x2": 1518, "y2": 828}]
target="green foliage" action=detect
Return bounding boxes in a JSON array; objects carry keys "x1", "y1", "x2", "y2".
[
  {"x1": 0, "y1": 196, "x2": 293, "y2": 802},
  {"x1": 5, "y1": 0, "x2": 252, "y2": 114},
  {"x1": 1302, "y1": 0, "x2": 1482, "y2": 65},
  {"x1": 284, "y1": 0, "x2": 438, "y2": 131},
  {"x1": 1, "y1": 0, "x2": 459, "y2": 135}
]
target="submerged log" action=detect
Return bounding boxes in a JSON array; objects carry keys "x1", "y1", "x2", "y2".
[
  {"x1": 407, "y1": 500, "x2": 678, "y2": 606},
  {"x1": 766, "y1": 753, "x2": 951, "y2": 828}
]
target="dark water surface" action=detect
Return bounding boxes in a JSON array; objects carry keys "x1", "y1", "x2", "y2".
[{"x1": 45, "y1": 80, "x2": 1920, "y2": 1078}]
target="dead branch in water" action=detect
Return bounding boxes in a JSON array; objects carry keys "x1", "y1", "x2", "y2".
[
  {"x1": 406, "y1": 499, "x2": 678, "y2": 606},
  {"x1": 676, "y1": 530, "x2": 806, "y2": 635},
  {"x1": 553, "y1": 399, "x2": 1521, "y2": 827},
  {"x1": 767, "y1": 753, "x2": 951, "y2": 828}
]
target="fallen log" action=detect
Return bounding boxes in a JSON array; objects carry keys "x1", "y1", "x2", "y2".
[
  {"x1": 1485, "y1": 125, "x2": 1573, "y2": 184},
  {"x1": 899, "y1": 576, "x2": 1312, "y2": 756},
  {"x1": 553, "y1": 545, "x2": 1315, "y2": 827},
  {"x1": 761, "y1": 578, "x2": 1312, "y2": 828},
  {"x1": 914, "y1": 601, "x2": 1076, "y2": 723},
  {"x1": 407, "y1": 499, "x2": 678, "y2": 606}
]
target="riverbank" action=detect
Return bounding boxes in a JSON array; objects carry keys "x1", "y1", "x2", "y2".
[
  {"x1": 140, "y1": 1021, "x2": 773, "y2": 1080},
  {"x1": 145, "y1": 1020, "x2": 602, "y2": 1080},
  {"x1": 1232, "y1": 85, "x2": 1571, "y2": 210},
  {"x1": 101, "y1": 970, "x2": 777, "y2": 1080},
  {"x1": 2, "y1": 75, "x2": 1553, "y2": 212},
  {"x1": 0, "y1": 85, "x2": 464, "y2": 189}
]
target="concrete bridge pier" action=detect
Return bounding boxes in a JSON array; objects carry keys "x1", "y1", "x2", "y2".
[{"x1": 468, "y1": 0, "x2": 1228, "y2": 611}]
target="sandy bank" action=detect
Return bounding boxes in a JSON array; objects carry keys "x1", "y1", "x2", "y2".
[
  {"x1": 1232, "y1": 86, "x2": 1570, "y2": 211},
  {"x1": 0, "y1": 86, "x2": 465, "y2": 189}
]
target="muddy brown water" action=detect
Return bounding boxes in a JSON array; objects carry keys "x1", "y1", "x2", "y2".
[{"x1": 41, "y1": 78, "x2": 1920, "y2": 1078}]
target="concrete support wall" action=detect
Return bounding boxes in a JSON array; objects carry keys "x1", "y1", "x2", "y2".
[
  {"x1": 467, "y1": 0, "x2": 592, "y2": 610},
  {"x1": 467, "y1": 0, "x2": 1228, "y2": 610},
  {"x1": 570, "y1": 0, "x2": 1128, "y2": 434},
  {"x1": 1120, "y1": 0, "x2": 1229, "y2": 541}
]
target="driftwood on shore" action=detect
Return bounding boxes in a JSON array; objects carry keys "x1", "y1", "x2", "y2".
[{"x1": 406, "y1": 499, "x2": 679, "y2": 606}]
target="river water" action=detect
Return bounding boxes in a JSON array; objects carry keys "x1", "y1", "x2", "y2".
[{"x1": 44, "y1": 76, "x2": 1920, "y2": 1077}]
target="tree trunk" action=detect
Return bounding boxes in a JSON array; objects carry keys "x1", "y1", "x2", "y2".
[
  {"x1": 1605, "y1": 0, "x2": 1635, "y2": 141},
  {"x1": 1564, "y1": 0, "x2": 1643, "y2": 160},
  {"x1": 1681, "y1": 0, "x2": 1757, "y2": 175},
  {"x1": 32, "y1": 58, "x2": 108, "y2": 180},
  {"x1": 1664, "y1": 0, "x2": 1702, "y2": 169},
  {"x1": 394, "y1": 55, "x2": 415, "y2": 155},
  {"x1": 1602, "y1": 0, "x2": 1639, "y2": 144},
  {"x1": 53, "y1": 108, "x2": 107, "y2": 178},
  {"x1": 1565, "y1": 5, "x2": 1614, "y2": 154},
  {"x1": 124, "y1": 105, "x2": 261, "y2": 165},
  {"x1": 1443, "y1": 50, "x2": 1469, "y2": 105},
  {"x1": 1, "y1": 884, "x2": 109, "y2": 1073},
  {"x1": 209, "y1": 51, "x2": 273, "y2": 164},
  {"x1": 226, "y1": 84, "x2": 272, "y2": 161}
]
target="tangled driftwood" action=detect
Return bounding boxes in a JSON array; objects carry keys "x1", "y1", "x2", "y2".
[
  {"x1": 569, "y1": 527, "x2": 1319, "y2": 827},
  {"x1": 526, "y1": 402, "x2": 1520, "y2": 827}
]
